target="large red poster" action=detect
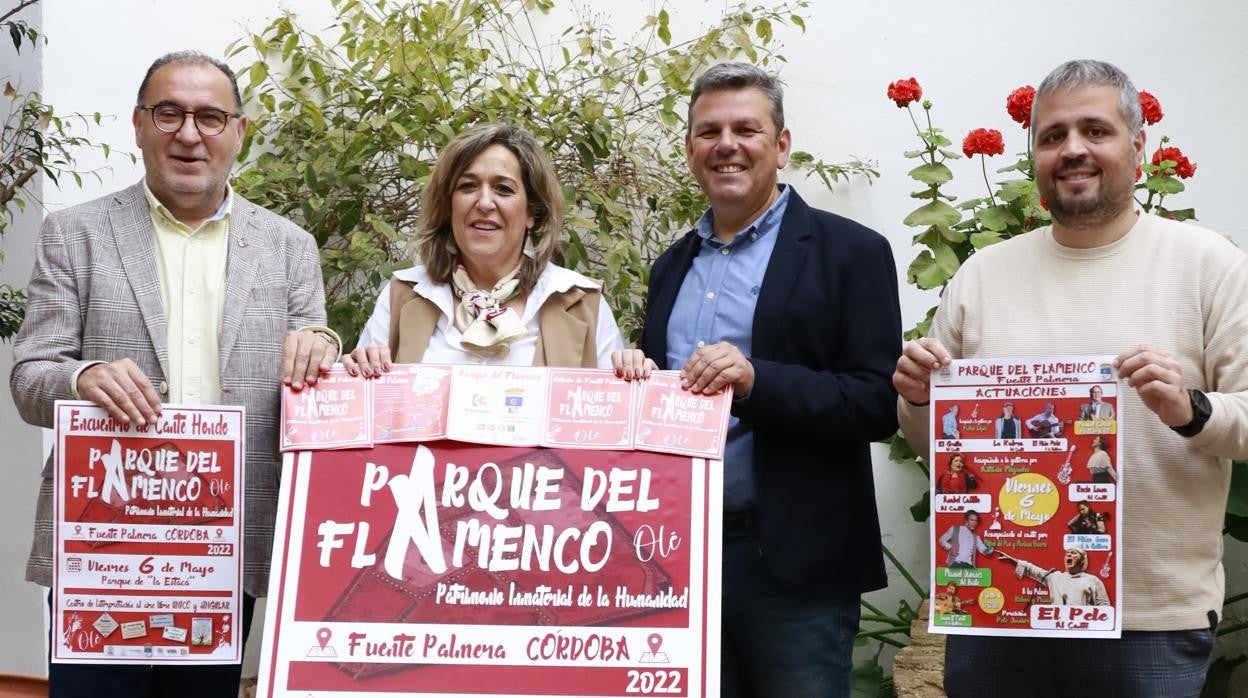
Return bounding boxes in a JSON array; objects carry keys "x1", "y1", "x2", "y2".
[{"x1": 260, "y1": 442, "x2": 721, "y2": 697}]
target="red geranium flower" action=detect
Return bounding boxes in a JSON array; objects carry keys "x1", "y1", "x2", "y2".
[
  {"x1": 962, "y1": 128, "x2": 1005, "y2": 158},
  {"x1": 1135, "y1": 165, "x2": 1142, "y2": 181},
  {"x1": 1151, "y1": 146, "x2": 1196, "y2": 179},
  {"x1": 1006, "y1": 85, "x2": 1036, "y2": 128},
  {"x1": 1139, "y1": 91, "x2": 1164, "y2": 125},
  {"x1": 887, "y1": 77, "x2": 923, "y2": 108}
]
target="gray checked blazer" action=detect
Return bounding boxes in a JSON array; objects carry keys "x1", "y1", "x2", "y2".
[{"x1": 10, "y1": 181, "x2": 327, "y2": 597}]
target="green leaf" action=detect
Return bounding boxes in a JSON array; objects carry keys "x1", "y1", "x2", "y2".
[
  {"x1": 903, "y1": 200, "x2": 961, "y2": 228},
  {"x1": 886, "y1": 431, "x2": 918, "y2": 463},
  {"x1": 850, "y1": 657, "x2": 886, "y2": 697},
  {"x1": 249, "y1": 61, "x2": 269, "y2": 86},
  {"x1": 657, "y1": 9, "x2": 671, "y2": 44},
  {"x1": 938, "y1": 148, "x2": 962, "y2": 160},
  {"x1": 996, "y1": 178, "x2": 1036, "y2": 203},
  {"x1": 907, "y1": 250, "x2": 951, "y2": 289},
  {"x1": 938, "y1": 225, "x2": 967, "y2": 244},
  {"x1": 908, "y1": 162, "x2": 953, "y2": 186},
  {"x1": 975, "y1": 205, "x2": 1020, "y2": 232},
  {"x1": 1157, "y1": 206, "x2": 1196, "y2": 222},
  {"x1": 788, "y1": 151, "x2": 814, "y2": 166},
  {"x1": 970, "y1": 231, "x2": 1005, "y2": 249},
  {"x1": 1145, "y1": 174, "x2": 1185, "y2": 195},
  {"x1": 902, "y1": 488, "x2": 928, "y2": 525},
  {"x1": 905, "y1": 306, "x2": 937, "y2": 342},
  {"x1": 790, "y1": 14, "x2": 806, "y2": 31},
  {"x1": 902, "y1": 149, "x2": 926, "y2": 159},
  {"x1": 755, "y1": 18, "x2": 773, "y2": 43},
  {"x1": 933, "y1": 239, "x2": 960, "y2": 276}
]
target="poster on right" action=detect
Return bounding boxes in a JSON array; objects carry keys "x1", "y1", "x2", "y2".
[{"x1": 928, "y1": 355, "x2": 1122, "y2": 638}]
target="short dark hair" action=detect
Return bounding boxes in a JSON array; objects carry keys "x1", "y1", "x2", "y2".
[
  {"x1": 415, "y1": 123, "x2": 564, "y2": 293},
  {"x1": 137, "y1": 50, "x2": 242, "y2": 111},
  {"x1": 687, "y1": 62, "x2": 785, "y2": 134},
  {"x1": 1034, "y1": 59, "x2": 1140, "y2": 143}
]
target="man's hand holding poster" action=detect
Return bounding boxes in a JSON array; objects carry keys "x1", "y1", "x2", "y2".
[
  {"x1": 52, "y1": 402, "x2": 244, "y2": 663},
  {"x1": 261, "y1": 368, "x2": 726, "y2": 697},
  {"x1": 928, "y1": 356, "x2": 1123, "y2": 638}
]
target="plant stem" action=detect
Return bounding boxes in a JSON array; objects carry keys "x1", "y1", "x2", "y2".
[
  {"x1": 0, "y1": 0, "x2": 40, "y2": 26},
  {"x1": 860, "y1": 614, "x2": 901, "y2": 624},
  {"x1": 1217, "y1": 619, "x2": 1248, "y2": 637},
  {"x1": 1225, "y1": 590, "x2": 1248, "y2": 606},
  {"x1": 857, "y1": 626, "x2": 911, "y2": 639},
  {"x1": 907, "y1": 106, "x2": 923, "y2": 143},
  {"x1": 980, "y1": 156, "x2": 998, "y2": 207},
  {"x1": 859, "y1": 597, "x2": 886, "y2": 616},
  {"x1": 858, "y1": 633, "x2": 907, "y2": 649},
  {"x1": 883, "y1": 544, "x2": 926, "y2": 598},
  {"x1": 1025, "y1": 133, "x2": 1033, "y2": 178}
]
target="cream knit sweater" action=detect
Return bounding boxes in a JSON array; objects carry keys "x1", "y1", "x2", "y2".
[{"x1": 899, "y1": 212, "x2": 1248, "y2": 631}]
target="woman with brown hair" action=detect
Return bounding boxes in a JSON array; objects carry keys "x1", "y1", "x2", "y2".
[{"x1": 343, "y1": 123, "x2": 650, "y2": 375}]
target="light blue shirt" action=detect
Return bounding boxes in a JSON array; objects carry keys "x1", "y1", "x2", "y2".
[{"x1": 666, "y1": 185, "x2": 790, "y2": 511}]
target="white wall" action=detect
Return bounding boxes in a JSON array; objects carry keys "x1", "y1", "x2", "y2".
[
  {"x1": 0, "y1": 0, "x2": 49, "y2": 674},
  {"x1": 3, "y1": 0, "x2": 1245, "y2": 680}
]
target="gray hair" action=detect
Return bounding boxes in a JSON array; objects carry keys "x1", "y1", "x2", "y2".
[
  {"x1": 687, "y1": 62, "x2": 785, "y2": 134},
  {"x1": 1034, "y1": 59, "x2": 1141, "y2": 142},
  {"x1": 137, "y1": 50, "x2": 243, "y2": 111}
]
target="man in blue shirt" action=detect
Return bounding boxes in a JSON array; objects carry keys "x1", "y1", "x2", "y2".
[{"x1": 641, "y1": 62, "x2": 902, "y2": 698}]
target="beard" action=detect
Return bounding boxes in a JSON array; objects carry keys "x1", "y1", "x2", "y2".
[{"x1": 1039, "y1": 157, "x2": 1134, "y2": 230}]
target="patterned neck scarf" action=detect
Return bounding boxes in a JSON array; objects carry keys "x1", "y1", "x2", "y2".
[{"x1": 450, "y1": 263, "x2": 528, "y2": 357}]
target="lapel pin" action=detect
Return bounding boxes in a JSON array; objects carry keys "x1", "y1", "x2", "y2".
[{"x1": 238, "y1": 238, "x2": 250, "y2": 248}]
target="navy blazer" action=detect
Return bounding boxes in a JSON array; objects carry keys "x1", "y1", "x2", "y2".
[{"x1": 642, "y1": 190, "x2": 902, "y2": 595}]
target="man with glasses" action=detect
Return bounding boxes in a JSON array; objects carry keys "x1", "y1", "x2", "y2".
[{"x1": 11, "y1": 51, "x2": 337, "y2": 697}]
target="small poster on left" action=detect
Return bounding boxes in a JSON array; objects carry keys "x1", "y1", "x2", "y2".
[{"x1": 52, "y1": 401, "x2": 245, "y2": 664}]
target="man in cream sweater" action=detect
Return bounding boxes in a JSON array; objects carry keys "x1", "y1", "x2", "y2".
[{"x1": 893, "y1": 59, "x2": 1248, "y2": 696}]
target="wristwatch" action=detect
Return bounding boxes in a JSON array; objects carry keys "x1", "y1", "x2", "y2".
[{"x1": 1171, "y1": 388, "x2": 1212, "y2": 438}]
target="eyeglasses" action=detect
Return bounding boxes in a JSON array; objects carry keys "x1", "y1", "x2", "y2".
[{"x1": 140, "y1": 104, "x2": 240, "y2": 136}]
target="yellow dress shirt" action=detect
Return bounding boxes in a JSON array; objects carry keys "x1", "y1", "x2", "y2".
[{"x1": 142, "y1": 181, "x2": 231, "y2": 405}]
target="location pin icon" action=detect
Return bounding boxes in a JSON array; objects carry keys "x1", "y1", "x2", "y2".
[
  {"x1": 647, "y1": 633, "x2": 663, "y2": 654},
  {"x1": 317, "y1": 627, "x2": 332, "y2": 650}
]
